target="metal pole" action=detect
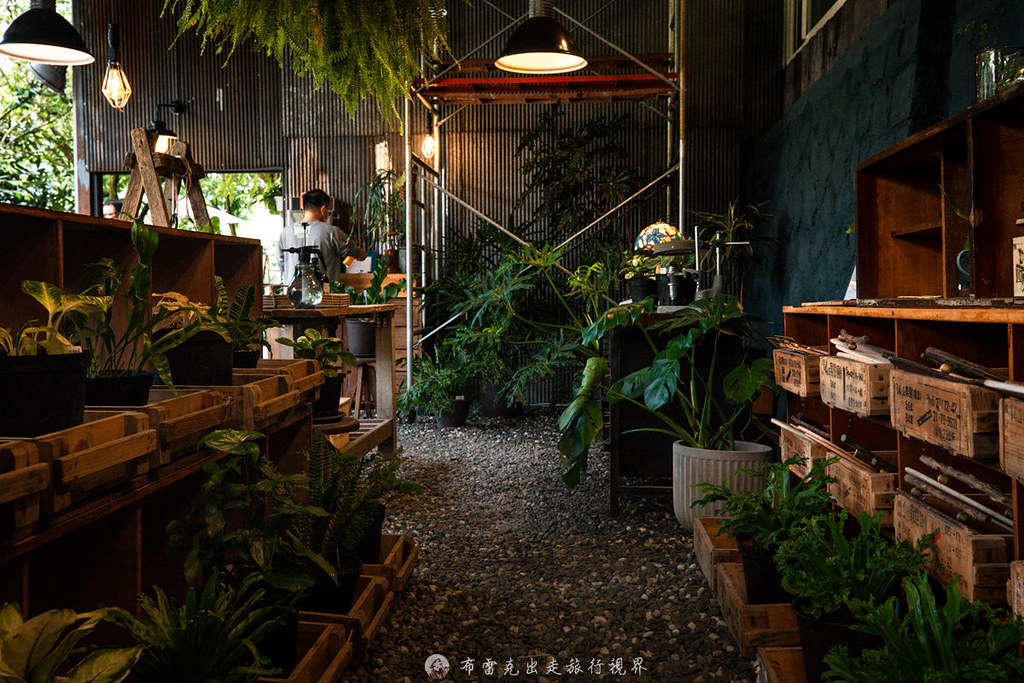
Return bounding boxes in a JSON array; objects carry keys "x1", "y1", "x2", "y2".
[
  {"x1": 404, "y1": 97, "x2": 414, "y2": 390},
  {"x1": 679, "y1": 0, "x2": 688, "y2": 286}
]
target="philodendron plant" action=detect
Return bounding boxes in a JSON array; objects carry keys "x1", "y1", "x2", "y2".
[
  {"x1": 277, "y1": 329, "x2": 355, "y2": 378},
  {"x1": 0, "y1": 281, "x2": 107, "y2": 356}
]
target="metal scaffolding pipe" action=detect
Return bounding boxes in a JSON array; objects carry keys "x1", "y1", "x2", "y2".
[{"x1": 404, "y1": 97, "x2": 414, "y2": 390}]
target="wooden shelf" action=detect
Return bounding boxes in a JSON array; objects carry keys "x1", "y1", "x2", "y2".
[{"x1": 890, "y1": 222, "x2": 941, "y2": 238}]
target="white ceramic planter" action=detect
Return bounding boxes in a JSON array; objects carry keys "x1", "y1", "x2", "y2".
[{"x1": 672, "y1": 440, "x2": 773, "y2": 531}]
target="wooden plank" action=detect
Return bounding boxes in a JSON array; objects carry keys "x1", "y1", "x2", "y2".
[
  {"x1": 819, "y1": 356, "x2": 891, "y2": 417},
  {"x1": 890, "y1": 369, "x2": 1000, "y2": 459},
  {"x1": 780, "y1": 428, "x2": 828, "y2": 479},
  {"x1": 364, "y1": 534, "x2": 418, "y2": 592},
  {"x1": 756, "y1": 647, "x2": 806, "y2": 683},
  {"x1": 999, "y1": 397, "x2": 1024, "y2": 480},
  {"x1": 827, "y1": 453, "x2": 897, "y2": 527},
  {"x1": 715, "y1": 563, "x2": 799, "y2": 657},
  {"x1": 300, "y1": 575, "x2": 394, "y2": 661},
  {"x1": 894, "y1": 492, "x2": 1012, "y2": 603},
  {"x1": 1009, "y1": 560, "x2": 1024, "y2": 618},
  {"x1": 258, "y1": 622, "x2": 354, "y2": 683},
  {"x1": 773, "y1": 349, "x2": 825, "y2": 397},
  {"x1": 693, "y1": 517, "x2": 741, "y2": 592}
]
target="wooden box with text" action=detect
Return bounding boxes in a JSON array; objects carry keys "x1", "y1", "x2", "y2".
[
  {"x1": 999, "y1": 397, "x2": 1024, "y2": 480},
  {"x1": 890, "y1": 369, "x2": 999, "y2": 459},
  {"x1": 780, "y1": 427, "x2": 828, "y2": 478},
  {"x1": 818, "y1": 356, "x2": 891, "y2": 417},
  {"x1": 827, "y1": 453, "x2": 897, "y2": 527},
  {"x1": 894, "y1": 491, "x2": 1012, "y2": 604},
  {"x1": 773, "y1": 348, "x2": 825, "y2": 397}
]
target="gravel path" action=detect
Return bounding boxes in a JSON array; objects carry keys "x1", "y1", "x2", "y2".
[{"x1": 346, "y1": 413, "x2": 755, "y2": 682}]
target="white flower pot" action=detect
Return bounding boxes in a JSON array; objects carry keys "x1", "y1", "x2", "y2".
[{"x1": 672, "y1": 440, "x2": 773, "y2": 531}]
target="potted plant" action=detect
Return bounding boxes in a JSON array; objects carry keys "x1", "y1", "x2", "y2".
[
  {"x1": 0, "y1": 280, "x2": 102, "y2": 436},
  {"x1": 0, "y1": 602, "x2": 141, "y2": 682},
  {"x1": 605, "y1": 294, "x2": 779, "y2": 530},
  {"x1": 150, "y1": 292, "x2": 235, "y2": 386},
  {"x1": 277, "y1": 329, "x2": 356, "y2": 419},
  {"x1": 824, "y1": 572, "x2": 1024, "y2": 682},
  {"x1": 692, "y1": 200, "x2": 763, "y2": 300},
  {"x1": 356, "y1": 169, "x2": 406, "y2": 271},
  {"x1": 400, "y1": 341, "x2": 473, "y2": 427},
  {"x1": 620, "y1": 252, "x2": 657, "y2": 303},
  {"x1": 338, "y1": 260, "x2": 407, "y2": 357},
  {"x1": 774, "y1": 511, "x2": 934, "y2": 683},
  {"x1": 210, "y1": 276, "x2": 279, "y2": 368},
  {"x1": 692, "y1": 455, "x2": 836, "y2": 605},
  {"x1": 107, "y1": 570, "x2": 285, "y2": 683}
]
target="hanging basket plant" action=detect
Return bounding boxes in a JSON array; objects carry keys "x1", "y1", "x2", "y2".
[{"x1": 162, "y1": 0, "x2": 452, "y2": 120}]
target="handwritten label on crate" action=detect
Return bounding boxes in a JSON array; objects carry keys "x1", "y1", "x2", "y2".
[
  {"x1": 891, "y1": 370, "x2": 999, "y2": 459},
  {"x1": 773, "y1": 349, "x2": 820, "y2": 397},
  {"x1": 819, "y1": 356, "x2": 890, "y2": 417}
]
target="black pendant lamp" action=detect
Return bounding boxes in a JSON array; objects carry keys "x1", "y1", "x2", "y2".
[
  {"x1": 0, "y1": 0, "x2": 93, "y2": 66},
  {"x1": 495, "y1": 0, "x2": 586, "y2": 74}
]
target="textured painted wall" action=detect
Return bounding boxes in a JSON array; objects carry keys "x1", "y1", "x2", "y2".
[{"x1": 744, "y1": 0, "x2": 1024, "y2": 333}]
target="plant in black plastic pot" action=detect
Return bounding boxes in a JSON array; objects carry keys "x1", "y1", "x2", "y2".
[
  {"x1": 455, "y1": 325, "x2": 523, "y2": 418},
  {"x1": 210, "y1": 276, "x2": 279, "y2": 368},
  {"x1": 692, "y1": 455, "x2": 836, "y2": 605},
  {"x1": 0, "y1": 280, "x2": 105, "y2": 436},
  {"x1": 108, "y1": 569, "x2": 286, "y2": 683},
  {"x1": 824, "y1": 572, "x2": 1024, "y2": 682},
  {"x1": 400, "y1": 340, "x2": 473, "y2": 427},
  {"x1": 620, "y1": 252, "x2": 657, "y2": 304},
  {"x1": 150, "y1": 292, "x2": 235, "y2": 386},
  {"x1": 774, "y1": 510, "x2": 934, "y2": 683},
  {"x1": 277, "y1": 329, "x2": 355, "y2": 419},
  {"x1": 336, "y1": 260, "x2": 407, "y2": 357},
  {"x1": 292, "y1": 430, "x2": 420, "y2": 609}
]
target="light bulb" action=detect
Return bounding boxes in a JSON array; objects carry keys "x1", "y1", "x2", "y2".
[
  {"x1": 154, "y1": 134, "x2": 176, "y2": 154},
  {"x1": 101, "y1": 62, "x2": 131, "y2": 110},
  {"x1": 421, "y1": 134, "x2": 437, "y2": 160}
]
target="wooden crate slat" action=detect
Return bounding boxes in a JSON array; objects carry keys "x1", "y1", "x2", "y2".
[
  {"x1": 716, "y1": 563, "x2": 799, "y2": 657},
  {"x1": 773, "y1": 348, "x2": 824, "y2": 397},
  {"x1": 819, "y1": 356, "x2": 891, "y2": 417},
  {"x1": 364, "y1": 534, "x2": 417, "y2": 592},
  {"x1": 826, "y1": 453, "x2": 897, "y2": 527},
  {"x1": 893, "y1": 491, "x2": 1012, "y2": 604},
  {"x1": 756, "y1": 646, "x2": 806, "y2": 683},
  {"x1": 258, "y1": 622, "x2": 354, "y2": 683},
  {"x1": 300, "y1": 575, "x2": 394, "y2": 661},
  {"x1": 780, "y1": 428, "x2": 828, "y2": 479},
  {"x1": 693, "y1": 517, "x2": 741, "y2": 592},
  {"x1": 999, "y1": 397, "x2": 1024, "y2": 480},
  {"x1": 0, "y1": 441, "x2": 46, "y2": 533},
  {"x1": 890, "y1": 369, "x2": 1000, "y2": 459}
]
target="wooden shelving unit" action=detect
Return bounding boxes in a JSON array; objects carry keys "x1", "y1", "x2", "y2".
[{"x1": 856, "y1": 79, "x2": 1024, "y2": 299}]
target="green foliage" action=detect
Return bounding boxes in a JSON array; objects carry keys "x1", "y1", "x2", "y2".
[
  {"x1": 557, "y1": 356, "x2": 608, "y2": 488},
  {"x1": 167, "y1": 429, "x2": 336, "y2": 593},
  {"x1": 276, "y1": 329, "x2": 355, "y2": 378},
  {"x1": 691, "y1": 200, "x2": 765, "y2": 299},
  {"x1": 0, "y1": 602, "x2": 141, "y2": 683},
  {"x1": 692, "y1": 455, "x2": 837, "y2": 551},
  {"x1": 356, "y1": 170, "x2": 405, "y2": 247},
  {"x1": 0, "y1": 281, "x2": 107, "y2": 356},
  {"x1": 400, "y1": 341, "x2": 473, "y2": 415},
  {"x1": 620, "y1": 253, "x2": 655, "y2": 280},
  {"x1": 107, "y1": 571, "x2": 283, "y2": 683},
  {"x1": 0, "y1": 0, "x2": 74, "y2": 210},
  {"x1": 607, "y1": 294, "x2": 777, "y2": 450},
  {"x1": 210, "y1": 276, "x2": 279, "y2": 351},
  {"x1": 824, "y1": 573, "x2": 1024, "y2": 682},
  {"x1": 775, "y1": 511, "x2": 934, "y2": 620},
  {"x1": 163, "y1": 0, "x2": 452, "y2": 121},
  {"x1": 339, "y1": 261, "x2": 407, "y2": 305},
  {"x1": 295, "y1": 431, "x2": 419, "y2": 562}
]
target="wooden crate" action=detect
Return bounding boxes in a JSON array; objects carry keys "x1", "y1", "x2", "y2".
[
  {"x1": 300, "y1": 575, "x2": 394, "y2": 661},
  {"x1": 894, "y1": 491, "x2": 1012, "y2": 604},
  {"x1": 254, "y1": 359, "x2": 326, "y2": 397},
  {"x1": 890, "y1": 369, "x2": 999, "y2": 459},
  {"x1": 999, "y1": 397, "x2": 1024, "y2": 480},
  {"x1": 88, "y1": 391, "x2": 230, "y2": 466},
  {"x1": 0, "y1": 440, "x2": 49, "y2": 534},
  {"x1": 773, "y1": 348, "x2": 825, "y2": 397},
  {"x1": 826, "y1": 453, "x2": 897, "y2": 527},
  {"x1": 780, "y1": 427, "x2": 828, "y2": 479},
  {"x1": 258, "y1": 622, "x2": 354, "y2": 683},
  {"x1": 716, "y1": 563, "x2": 799, "y2": 657},
  {"x1": 363, "y1": 534, "x2": 417, "y2": 592},
  {"x1": 162, "y1": 374, "x2": 302, "y2": 431},
  {"x1": 34, "y1": 413, "x2": 157, "y2": 513},
  {"x1": 1009, "y1": 560, "x2": 1024, "y2": 618},
  {"x1": 693, "y1": 517, "x2": 742, "y2": 592},
  {"x1": 756, "y1": 647, "x2": 806, "y2": 683},
  {"x1": 819, "y1": 356, "x2": 891, "y2": 417}
]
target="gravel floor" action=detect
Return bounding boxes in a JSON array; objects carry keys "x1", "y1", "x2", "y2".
[{"x1": 346, "y1": 413, "x2": 756, "y2": 682}]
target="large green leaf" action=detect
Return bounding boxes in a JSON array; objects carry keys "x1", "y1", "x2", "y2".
[
  {"x1": 580, "y1": 300, "x2": 654, "y2": 346},
  {"x1": 67, "y1": 647, "x2": 142, "y2": 683},
  {"x1": 198, "y1": 429, "x2": 265, "y2": 458},
  {"x1": 722, "y1": 357, "x2": 776, "y2": 405},
  {"x1": 557, "y1": 356, "x2": 608, "y2": 488}
]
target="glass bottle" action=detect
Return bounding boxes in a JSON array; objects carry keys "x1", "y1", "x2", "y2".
[{"x1": 287, "y1": 262, "x2": 323, "y2": 308}]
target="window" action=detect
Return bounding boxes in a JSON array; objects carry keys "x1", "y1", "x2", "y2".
[{"x1": 785, "y1": 0, "x2": 846, "y2": 59}]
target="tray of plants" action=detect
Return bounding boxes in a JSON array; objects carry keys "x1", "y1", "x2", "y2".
[
  {"x1": 87, "y1": 390, "x2": 230, "y2": 466},
  {"x1": 0, "y1": 440, "x2": 49, "y2": 536},
  {"x1": 34, "y1": 411, "x2": 157, "y2": 513},
  {"x1": 363, "y1": 534, "x2": 418, "y2": 592}
]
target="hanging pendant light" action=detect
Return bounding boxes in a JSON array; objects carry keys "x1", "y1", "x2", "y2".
[
  {"x1": 101, "y1": 24, "x2": 131, "y2": 111},
  {"x1": 495, "y1": 0, "x2": 586, "y2": 74},
  {"x1": 0, "y1": 1, "x2": 93, "y2": 66},
  {"x1": 421, "y1": 133, "x2": 438, "y2": 160}
]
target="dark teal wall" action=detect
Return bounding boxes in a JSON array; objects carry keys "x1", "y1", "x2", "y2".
[{"x1": 744, "y1": 0, "x2": 1024, "y2": 333}]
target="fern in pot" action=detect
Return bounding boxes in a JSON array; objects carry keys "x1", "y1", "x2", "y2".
[
  {"x1": 692, "y1": 455, "x2": 836, "y2": 605},
  {"x1": 337, "y1": 260, "x2": 406, "y2": 357},
  {"x1": 400, "y1": 340, "x2": 474, "y2": 428},
  {"x1": 774, "y1": 510, "x2": 934, "y2": 683}
]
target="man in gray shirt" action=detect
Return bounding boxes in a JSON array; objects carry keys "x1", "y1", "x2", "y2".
[{"x1": 277, "y1": 189, "x2": 367, "y2": 283}]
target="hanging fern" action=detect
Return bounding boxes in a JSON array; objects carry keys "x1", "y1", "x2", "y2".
[{"x1": 162, "y1": 0, "x2": 453, "y2": 121}]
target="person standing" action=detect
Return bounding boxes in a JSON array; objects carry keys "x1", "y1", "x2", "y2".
[{"x1": 277, "y1": 189, "x2": 367, "y2": 283}]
